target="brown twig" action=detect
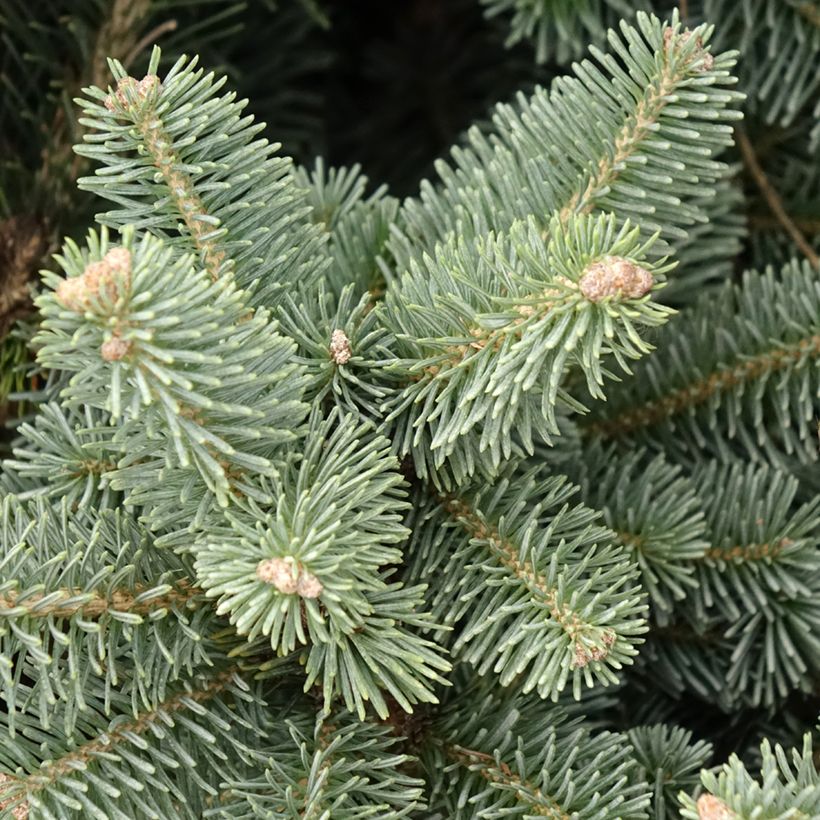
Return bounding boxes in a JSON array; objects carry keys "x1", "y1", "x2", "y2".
[
  {"x1": 793, "y1": 1, "x2": 820, "y2": 28},
  {"x1": 748, "y1": 213, "x2": 820, "y2": 234},
  {"x1": 124, "y1": 19, "x2": 179, "y2": 70},
  {"x1": 736, "y1": 127, "x2": 820, "y2": 270}
]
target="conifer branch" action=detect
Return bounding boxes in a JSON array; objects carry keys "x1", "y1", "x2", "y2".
[
  {"x1": 0, "y1": 579, "x2": 200, "y2": 620},
  {"x1": 426, "y1": 688, "x2": 650, "y2": 818},
  {"x1": 76, "y1": 48, "x2": 329, "y2": 307},
  {"x1": 582, "y1": 261, "x2": 820, "y2": 465},
  {"x1": 556, "y1": 26, "x2": 707, "y2": 228},
  {"x1": 703, "y1": 537, "x2": 792, "y2": 561},
  {"x1": 416, "y1": 30, "x2": 713, "y2": 375},
  {"x1": 4, "y1": 7, "x2": 815, "y2": 815},
  {"x1": 405, "y1": 472, "x2": 646, "y2": 699},
  {"x1": 447, "y1": 745, "x2": 570, "y2": 819},
  {"x1": 441, "y1": 494, "x2": 617, "y2": 667},
  {"x1": 585, "y1": 333, "x2": 820, "y2": 438},
  {"x1": 101, "y1": 70, "x2": 226, "y2": 280},
  {"x1": 16, "y1": 669, "x2": 236, "y2": 794}
]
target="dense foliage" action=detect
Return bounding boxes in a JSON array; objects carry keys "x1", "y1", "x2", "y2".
[{"x1": 0, "y1": 1, "x2": 819, "y2": 817}]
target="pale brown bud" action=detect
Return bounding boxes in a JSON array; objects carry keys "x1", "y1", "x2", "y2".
[
  {"x1": 696, "y1": 794, "x2": 735, "y2": 820},
  {"x1": 55, "y1": 277, "x2": 90, "y2": 312},
  {"x1": 571, "y1": 630, "x2": 616, "y2": 667},
  {"x1": 295, "y1": 573, "x2": 323, "y2": 598},
  {"x1": 256, "y1": 558, "x2": 323, "y2": 598},
  {"x1": 579, "y1": 256, "x2": 653, "y2": 302},
  {"x1": 329, "y1": 329, "x2": 352, "y2": 365},
  {"x1": 100, "y1": 336, "x2": 132, "y2": 362},
  {"x1": 256, "y1": 558, "x2": 298, "y2": 593},
  {"x1": 138, "y1": 75, "x2": 161, "y2": 97},
  {"x1": 54, "y1": 247, "x2": 132, "y2": 313},
  {"x1": 104, "y1": 247, "x2": 132, "y2": 280},
  {"x1": 573, "y1": 643, "x2": 591, "y2": 668},
  {"x1": 104, "y1": 74, "x2": 162, "y2": 112},
  {"x1": 81, "y1": 260, "x2": 112, "y2": 298}
]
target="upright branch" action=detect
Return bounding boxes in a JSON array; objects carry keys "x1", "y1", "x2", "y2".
[{"x1": 76, "y1": 47, "x2": 329, "y2": 307}]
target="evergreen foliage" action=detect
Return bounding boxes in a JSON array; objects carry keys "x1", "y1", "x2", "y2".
[
  {"x1": 1, "y1": 1, "x2": 819, "y2": 817},
  {"x1": 679, "y1": 732, "x2": 820, "y2": 819}
]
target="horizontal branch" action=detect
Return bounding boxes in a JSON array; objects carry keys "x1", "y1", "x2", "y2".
[
  {"x1": 584, "y1": 334, "x2": 820, "y2": 438},
  {"x1": 0, "y1": 579, "x2": 201, "y2": 619},
  {"x1": 19, "y1": 669, "x2": 235, "y2": 795},
  {"x1": 704, "y1": 537, "x2": 792, "y2": 562}
]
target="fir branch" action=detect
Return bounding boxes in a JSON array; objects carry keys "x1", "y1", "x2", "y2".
[
  {"x1": 446, "y1": 744, "x2": 571, "y2": 819},
  {"x1": 0, "y1": 578, "x2": 200, "y2": 620},
  {"x1": 35, "y1": 228, "x2": 309, "y2": 505},
  {"x1": 208, "y1": 706, "x2": 426, "y2": 818},
  {"x1": 555, "y1": 22, "x2": 712, "y2": 228},
  {"x1": 423, "y1": 683, "x2": 650, "y2": 818},
  {"x1": 404, "y1": 471, "x2": 647, "y2": 700},
  {"x1": 0, "y1": 665, "x2": 266, "y2": 819},
  {"x1": 391, "y1": 9, "x2": 742, "y2": 270},
  {"x1": 1, "y1": 7, "x2": 816, "y2": 815},
  {"x1": 586, "y1": 334, "x2": 820, "y2": 439},
  {"x1": 582, "y1": 261, "x2": 820, "y2": 466},
  {"x1": 440, "y1": 493, "x2": 619, "y2": 668},
  {"x1": 76, "y1": 46, "x2": 329, "y2": 306},
  {"x1": 194, "y1": 409, "x2": 450, "y2": 718},
  {"x1": 380, "y1": 11, "x2": 743, "y2": 476},
  {"x1": 383, "y1": 213, "x2": 673, "y2": 474},
  {"x1": 101, "y1": 69, "x2": 226, "y2": 280},
  {"x1": 0, "y1": 497, "x2": 222, "y2": 732},
  {"x1": 21, "y1": 669, "x2": 236, "y2": 793},
  {"x1": 703, "y1": 537, "x2": 793, "y2": 561}
]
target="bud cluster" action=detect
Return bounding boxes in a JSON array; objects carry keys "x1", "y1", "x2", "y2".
[
  {"x1": 256, "y1": 557, "x2": 323, "y2": 598},
  {"x1": 578, "y1": 256, "x2": 654, "y2": 302},
  {"x1": 55, "y1": 247, "x2": 132, "y2": 314},
  {"x1": 104, "y1": 74, "x2": 162, "y2": 114}
]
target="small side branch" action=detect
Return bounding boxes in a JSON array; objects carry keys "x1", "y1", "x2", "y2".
[
  {"x1": 124, "y1": 20, "x2": 179, "y2": 70},
  {"x1": 736, "y1": 127, "x2": 820, "y2": 270}
]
